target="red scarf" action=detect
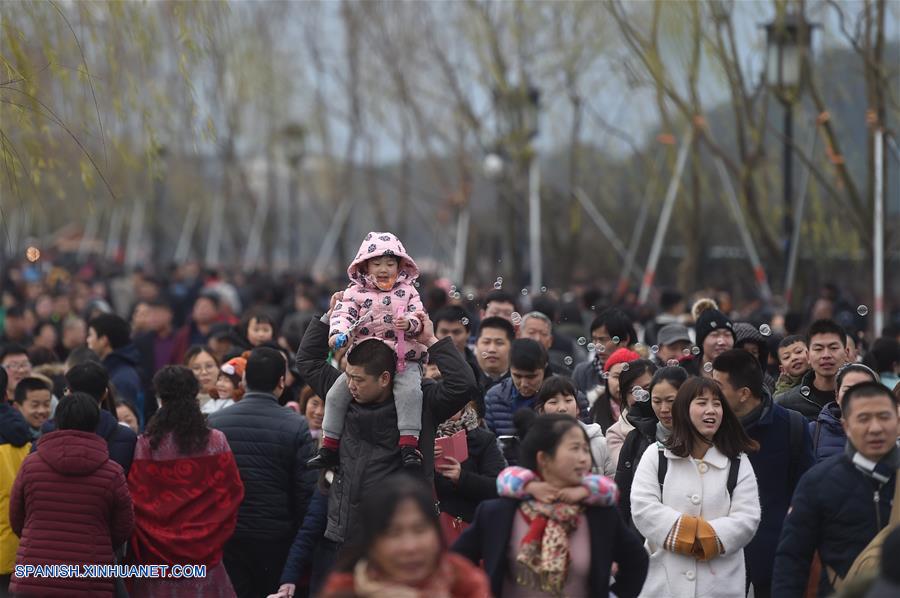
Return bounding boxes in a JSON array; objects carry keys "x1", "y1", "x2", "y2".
[{"x1": 127, "y1": 450, "x2": 244, "y2": 567}]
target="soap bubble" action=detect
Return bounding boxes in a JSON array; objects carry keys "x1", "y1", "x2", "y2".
[
  {"x1": 650, "y1": 345, "x2": 660, "y2": 354},
  {"x1": 596, "y1": 344, "x2": 606, "y2": 353},
  {"x1": 612, "y1": 336, "x2": 620, "y2": 345},
  {"x1": 622, "y1": 363, "x2": 630, "y2": 372},
  {"x1": 759, "y1": 324, "x2": 772, "y2": 337},
  {"x1": 540, "y1": 286, "x2": 547, "y2": 293},
  {"x1": 800, "y1": 386, "x2": 811, "y2": 397},
  {"x1": 667, "y1": 359, "x2": 680, "y2": 367},
  {"x1": 691, "y1": 346, "x2": 701, "y2": 356},
  {"x1": 450, "y1": 285, "x2": 457, "y2": 293},
  {"x1": 493, "y1": 281, "x2": 502, "y2": 290},
  {"x1": 703, "y1": 362, "x2": 713, "y2": 373},
  {"x1": 511, "y1": 312, "x2": 522, "y2": 325},
  {"x1": 634, "y1": 390, "x2": 650, "y2": 402},
  {"x1": 587, "y1": 343, "x2": 596, "y2": 352},
  {"x1": 683, "y1": 348, "x2": 692, "y2": 357},
  {"x1": 577, "y1": 337, "x2": 587, "y2": 346},
  {"x1": 414, "y1": 281, "x2": 420, "y2": 288},
  {"x1": 461, "y1": 317, "x2": 469, "y2": 326},
  {"x1": 497, "y1": 277, "x2": 504, "y2": 283},
  {"x1": 631, "y1": 386, "x2": 643, "y2": 396},
  {"x1": 564, "y1": 356, "x2": 574, "y2": 366},
  {"x1": 521, "y1": 288, "x2": 529, "y2": 296},
  {"x1": 857, "y1": 305, "x2": 869, "y2": 317},
  {"x1": 466, "y1": 293, "x2": 475, "y2": 301}
]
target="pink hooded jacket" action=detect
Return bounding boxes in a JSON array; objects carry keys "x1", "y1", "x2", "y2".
[{"x1": 330, "y1": 232, "x2": 427, "y2": 363}]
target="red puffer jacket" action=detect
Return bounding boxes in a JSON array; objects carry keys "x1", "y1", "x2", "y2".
[{"x1": 9, "y1": 429, "x2": 134, "y2": 596}]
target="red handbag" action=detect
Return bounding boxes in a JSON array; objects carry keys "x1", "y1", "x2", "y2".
[{"x1": 440, "y1": 511, "x2": 469, "y2": 545}]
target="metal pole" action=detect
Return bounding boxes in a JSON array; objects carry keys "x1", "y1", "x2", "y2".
[
  {"x1": 713, "y1": 158, "x2": 773, "y2": 302},
  {"x1": 783, "y1": 105, "x2": 794, "y2": 276},
  {"x1": 174, "y1": 204, "x2": 200, "y2": 263},
  {"x1": 453, "y1": 205, "x2": 470, "y2": 285},
  {"x1": 573, "y1": 187, "x2": 639, "y2": 278},
  {"x1": 313, "y1": 198, "x2": 353, "y2": 277},
  {"x1": 638, "y1": 127, "x2": 694, "y2": 304},
  {"x1": 784, "y1": 124, "x2": 818, "y2": 305},
  {"x1": 874, "y1": 128, "x2": 884, "y2": 337},
  {"x1": 205, "y1": 195, "x2": 224, "y2": 267},
  {"x1": 616, "y1": 152, "x2": 665, "y2": 298},
  {"x1": 289, "y1": 166, "x2": 301, "y2": 264},
  {"x1": 528, "y1": 157, "x2": 541, "y2": 292}
]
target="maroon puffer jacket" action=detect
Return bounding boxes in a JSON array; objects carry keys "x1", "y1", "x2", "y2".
[{"x1": 9, "y1": 429, "x2": 134, "y2": 596}]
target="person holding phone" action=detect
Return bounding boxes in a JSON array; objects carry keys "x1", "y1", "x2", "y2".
[{"x1": 434, "y1": 400, "x2": 506, "y2": 543}]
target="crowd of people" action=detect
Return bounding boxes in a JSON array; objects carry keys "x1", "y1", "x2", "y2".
[{"x1": 1, "y1": 233, "x2": 899, "y2": 598}]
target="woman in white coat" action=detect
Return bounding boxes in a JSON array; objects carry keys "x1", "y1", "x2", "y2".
[
  {"x1": 535, "y1": 376, "x2": 616, "y2": 476},
  {"x1": 631, "y1": 376, "x2": 761, "y2": 598}
]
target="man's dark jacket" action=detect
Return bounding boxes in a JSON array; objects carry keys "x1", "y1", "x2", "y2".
[
  {"x1": 208, "y1": 391, "x2": 317, "y2": 542},
  {"x1": 774, "y1": 370, "x2": 831, "y2": 421},
  {"x1": 772, "y1": 452, "x2": 896, "y2": 597},
  {"x1": 742, "y1": 392, "x2": 814, "y2": 594},
  {"x1": 296, "y1": 317, "x2": 478, "y2": 545}
]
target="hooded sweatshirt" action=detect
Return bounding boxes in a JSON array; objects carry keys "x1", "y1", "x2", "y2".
[
  {"x1": 330, "y1": 232, "x2": 427, "y2": 362},
  {"x1": 581, "y1": 422, "x2": 616, "y2": 476},
  {"x1": 9, "y1": 430, "x2": 134, "y2": 596}
]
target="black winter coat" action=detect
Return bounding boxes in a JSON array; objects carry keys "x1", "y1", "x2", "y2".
[
  {"x1": 452, "y1": 498, "x2": 648, "y2": 598},
  {"x1": 296, "y1": 317, "x2": 477, "y2": 545},
  {"x1": 614, "y1": 414, "x2": 658, "y2": 531},
  {"x1": 772, "y1": 452, "x2": 896, "y2": 597},
  {"x1": 434, "y1": 426, "x2": 506, "y2": 522},
  {"x1": 208, "y1": 392, "x2": 316, "y2": 542},
  {"x1": 774, "y1": 370, "x2": 832, "y2": 421}
]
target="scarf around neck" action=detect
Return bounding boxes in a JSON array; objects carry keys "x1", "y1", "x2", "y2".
[
  {"x1": 352, "y1": 556, "x2": 454, "y2": 598},
  {"x1": 515, "y1": 500, "x2": 584, "y2": 597},
  {"x1": 436, "y1": 405, "x2": 479, "y2": 438},
  {"x1": 845, "y1": 443, "x2": 900, "y2": 484}
]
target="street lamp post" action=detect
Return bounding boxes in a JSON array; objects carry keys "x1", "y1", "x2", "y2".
[
  {"x1": 764, "y1": 10, "x2": 813, "y2": 283},
  {"x1": 281, "y1": 123, "x2": 307, "y2": 267}
]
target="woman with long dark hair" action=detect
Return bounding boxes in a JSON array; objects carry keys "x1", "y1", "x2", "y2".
[
  {"x1": 631, "y1": 377, "x2": 761, "y2": 598},
  {"x1": 318, "y1": 474, "x2": 489, "y2": 598},
  {"x1": 128, "y1": 366, "x2": 244, "y2": 597},
  {"x1": 453, "y1": 414, "x2": 648, "y2": 597},
  {"x1": 615, "y1": 366, "x2": 689, "y2": 530}
]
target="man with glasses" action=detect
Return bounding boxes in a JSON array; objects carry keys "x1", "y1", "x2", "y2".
[{"x1": 0, "y1": 345, "x2": 32, "y2": 403}]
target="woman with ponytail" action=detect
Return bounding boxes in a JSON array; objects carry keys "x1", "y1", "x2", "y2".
[{"x1": 128, "y1": 365, "x2": 244, "y2": 597}]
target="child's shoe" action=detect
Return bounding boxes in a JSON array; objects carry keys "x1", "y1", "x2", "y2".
[
  {"x1": 400, "y1": 446, "x2": 423, "y2": 471},
  {"x1": 307, "y1": 446, "x2": 340, "y2": 470}
]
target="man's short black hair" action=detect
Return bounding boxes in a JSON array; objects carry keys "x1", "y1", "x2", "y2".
[
  {"x1": 841, "y1": 381, "x2": 898, "y2": 416},
  {"x1": 346, "y1": 339, "x2": 397, "y2": 380},
  {"x1": 0, "y1": 343, "x2": 29, "y2": 362},
  {"x1": 245, "y1": 347, "x2": 287, "y2": 393},
  {"x1": 5, "y1": 306, "x2": 25, "y2": 318},
  {"x1": 530, "y1": 296, "x2": 559, "y2": 323},
  {"x1": 65, "y1": 361, "x2": 110, "y2": 403},
  {"x1": 589, "y1": 308, "x2": 637, "y2": 346},
  {"x1": 660, "y1": 289, "x2": 684, "y2": 312},
  {"x1": 712, "y1": 349, "x2": 763, "y2": 399},
  {"x1": 483, "y1": 290, "x2": 518, "y2": 311},
  {"x1": 477, "y1": 316, "x2": 515, "y2": 343},
  {"x1": 55, "y1": 392, "x2": 100, "y2": 432},
  {"x1": 13, "y1": 376, "x2": 52, "y2": 405},
  {"x1": 807, "y1": 319, "x2": 847, "y2": 347},
  {"x1": 65, "y1": 346, "x2": 102, "y2": 369},
  {"x1": 89, "y1": 313, "x2": 132, "y2": 350},
  {"x1": 510, "y1": 338, "x2": 548, "y2": 372},
  {"x1": 778, "y1": 334, "x2": 806, "y2": 351},
  {"x1": 432, "y1": 306, "x2": 473, "y2": 332}
]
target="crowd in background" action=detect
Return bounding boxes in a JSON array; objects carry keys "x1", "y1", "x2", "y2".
[{"x1": 1, "y1": 248, "x2": 899, "y2": 598}]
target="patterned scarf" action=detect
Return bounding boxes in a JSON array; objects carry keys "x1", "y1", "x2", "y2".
[
  {"x1": 437, "y1": 405, "x2": 480, "y2": 438},
  {"x1": 515, "y1": 500, "x2": 584, "y2": 597}
]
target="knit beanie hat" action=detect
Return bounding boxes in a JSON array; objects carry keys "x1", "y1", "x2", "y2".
[
  {"x1": 604, "y1": 348, "x2": 641, "y2": 373},
  {"x1": 693, "y1": 298, "x2": 734, "y2": 354}
]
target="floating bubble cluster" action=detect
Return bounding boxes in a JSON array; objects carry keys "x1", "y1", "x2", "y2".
[{"x1": 857, "y1": 305, "x2": 869, "y2": 317}]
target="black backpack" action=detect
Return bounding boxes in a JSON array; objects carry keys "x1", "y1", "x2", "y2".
[{"x1": 657, "y1": 447, "x2": 741, "y2": 500}]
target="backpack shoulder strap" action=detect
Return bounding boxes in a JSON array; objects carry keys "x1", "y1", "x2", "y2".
[
  {"x1": 657, "y1": 446, "x2": 667, "y2": 495},
  {"x1": 726, "y1": 455, "x2": 741, "y2": 498}
]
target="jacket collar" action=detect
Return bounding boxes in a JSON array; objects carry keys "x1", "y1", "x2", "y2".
[
  {"x1": 664, "y1": 444, "x2": 730, "y2": 469},
  {"x1": 241, "y1": 391, "x2": 279, "y2": 403}
]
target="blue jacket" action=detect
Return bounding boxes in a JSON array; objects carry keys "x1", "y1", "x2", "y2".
[
  {"x1": 280, "y1": 489, "x2": 332, "y2": 595},
  {"x1": 773, "y1": 452, "x2": 896, "y2": 597},
  {"x1": 103, "y1": 344, "x2": 144, "y2": 414},
  {"x1": 452, "y1": 498, "x2": 648, "y2": 598},
  {"x1": 35, "y1": 409, "x2": 137, "y2": 474},
  {"x1": 742, "y1": 395, "x2": 814, "y2": 592},
  {"x1": 0, "y1": 403, "x2": 30, "y2": 448},
  {"x1": 484, "y1": 378, "x2": 589, "y2": 437},
  {"x1": 809, "y1": 402, "x2": 845, "y2": 463}
]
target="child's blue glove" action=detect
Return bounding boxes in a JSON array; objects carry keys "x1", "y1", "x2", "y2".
[{"x1": 334, "y1": 333, "x2": 349, "y2": 349}]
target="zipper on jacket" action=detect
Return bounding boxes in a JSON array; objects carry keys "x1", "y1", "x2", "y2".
[{"x1": 874, "y1": 487, "x2": 882, "y2": 530}]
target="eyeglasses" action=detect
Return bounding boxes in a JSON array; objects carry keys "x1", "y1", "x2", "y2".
[
  {"x1": 2, "y1": 360, "x2": 31, "y2": 372},
  {"x1": 191, "y1": 363, "x2": 218, "y2": 374}
]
